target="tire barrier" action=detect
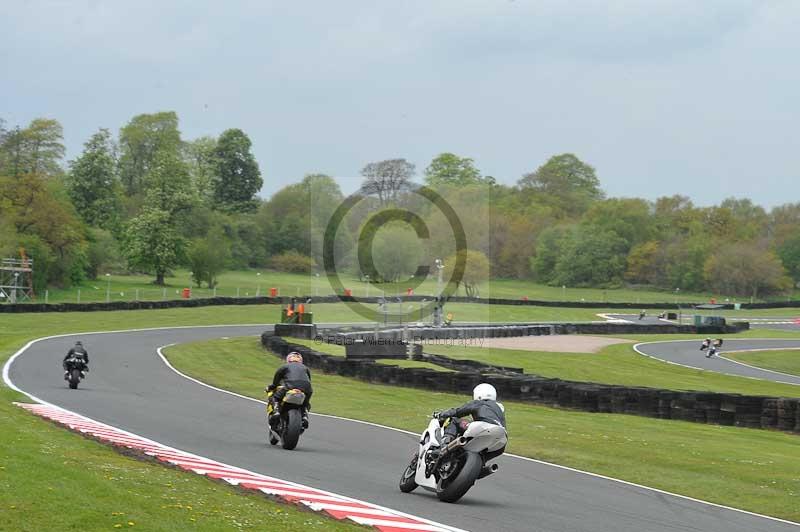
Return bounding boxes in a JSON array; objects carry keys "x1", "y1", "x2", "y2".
[
  {"x1": 262, "y1": 333, "x2": 799, "y2": 435},
  {"x1": 326, "y1": 322, "x2": 748, "y2": 344},
  {"x1": 4, "y1": 290, "x2": 799, "y2": 313}
]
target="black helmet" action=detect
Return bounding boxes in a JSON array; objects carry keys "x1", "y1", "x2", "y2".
[{"x1": 75, "y1": 341, "x2": 83, "y2": 347}]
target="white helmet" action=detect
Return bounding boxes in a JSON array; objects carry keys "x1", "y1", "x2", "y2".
[{"x1": 473, "y1": 383, "x2": 497, "y2": 401}]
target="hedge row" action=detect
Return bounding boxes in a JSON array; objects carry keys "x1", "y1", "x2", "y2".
[{"x1": 262, "y1": 333, "x2": 799, "y2": 434}]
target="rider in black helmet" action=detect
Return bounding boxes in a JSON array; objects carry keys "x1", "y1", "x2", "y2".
[{"x1": 63, "y1": 341, "x2": 89, "y2": 379}]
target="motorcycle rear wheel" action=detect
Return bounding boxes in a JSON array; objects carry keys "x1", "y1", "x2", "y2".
[
  {"x1": 281, "y1": 409, "x2": 302, "y2": 450},
  {"x1": 436, "y1": 451, "x2": 482, "y2": 503}
]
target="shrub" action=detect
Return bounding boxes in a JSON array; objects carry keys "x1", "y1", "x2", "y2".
[{"x1": 270, "y1": 251, "x2": 316, "y2": 274}]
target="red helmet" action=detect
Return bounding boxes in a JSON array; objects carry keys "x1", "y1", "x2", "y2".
[{"x1": 286, "y1": 352, "x2": 303, "y2": 364}]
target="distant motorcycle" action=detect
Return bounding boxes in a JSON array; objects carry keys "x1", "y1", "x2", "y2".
[
  {"x1": 399, "y1": 412, "x2": 507, "y2": 503},
  {"x1": 63, "y1": 356, "x2": 88, "y2": 389},
  {"x1": 266, "y1": 386, "x2": 307, "y2": 450}
]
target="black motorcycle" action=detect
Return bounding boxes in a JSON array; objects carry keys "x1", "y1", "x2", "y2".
[
  {"x1": 64, "y1": 356, "x2": 88, "y2": 389},
  {"x1": 266, "y1": 387, "x2": 306, "y2": 450}
]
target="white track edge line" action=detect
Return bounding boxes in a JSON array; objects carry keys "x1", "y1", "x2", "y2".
[{"x1": 155, "y1": 342, "x2": 800, "y2": 528}]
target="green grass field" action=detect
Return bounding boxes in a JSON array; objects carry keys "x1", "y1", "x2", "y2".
[
  {"x1": 725, "y1": 349, "x2": 800, "y2": 377},
  {"x1": 0, "y1": 308, "x2": 368, "y2": 532},
  {"x1": 32, "y1": 268, "x2": 800, "y2": 304},
  {"x1": 164, "y1": 337, "x2": 800, "y2": 522}
]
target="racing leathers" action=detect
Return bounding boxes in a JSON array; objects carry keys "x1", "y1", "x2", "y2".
[
  {"x1": 438, "y1": 399, "x2": 507, "y2": 460},
  {"x1": 63, "y1": 346, "x2": 89, "y2": 378},
  {"x1": 269, "y1": 362, "x2": 313, "y2": 425}
]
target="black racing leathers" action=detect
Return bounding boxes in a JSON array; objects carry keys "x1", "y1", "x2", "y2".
[
  {"x1": 271, "y1": 363, "x2": 313, "y2": 411},
  {"x1": 63, "y1": 347, "x2": 89, "y2": 369},
  {"x1": 440, "y1": 399, "x2": 506, "y2": 428}
]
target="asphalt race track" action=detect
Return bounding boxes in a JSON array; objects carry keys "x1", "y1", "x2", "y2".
[
  {"x1": 7, "y1": 326, "x2": 799, "y2": 532},
  {"x1": 637, "y1": 339, "x2": 800, "y2": 385}
]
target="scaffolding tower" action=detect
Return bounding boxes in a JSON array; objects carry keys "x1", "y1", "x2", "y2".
[{"x1": 0, "y1": 256, "x2": 34, "y2": 303}]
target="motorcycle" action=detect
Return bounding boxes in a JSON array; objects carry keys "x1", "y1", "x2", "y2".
[
  {"x1": 399, "y1": 413, "x2": 507, "y2": 503},
  {"x1": 64, "y1": 356, "x2": 88, "y2": 389},
  {"x1": 266, "y1": 386, "x2": 307, "y2": 450}
]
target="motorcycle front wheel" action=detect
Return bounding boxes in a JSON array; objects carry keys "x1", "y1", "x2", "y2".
[
  {"x1": 436, "y1": 451, "x2": 482, "y2": 503},
  {"x1": 399, "y1": 453, "x2": 419, "y2": 493},
  {"x1": 68, "y1": 369, "x2": 81, "y2": 389}
]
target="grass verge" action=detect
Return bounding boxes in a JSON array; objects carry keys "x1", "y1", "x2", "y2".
[
  {"x1": 164, "y1": 336, "x2": 800, "y2": 523},
  {"x1": 725, "y1": 350, "x2": 800, "y2": 377},
  {"x1": 0, "y1": 397, "x2": 360, "y2": 532}
]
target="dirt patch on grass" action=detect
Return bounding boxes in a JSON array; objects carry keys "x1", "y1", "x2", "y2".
[{"x1": 478, "y1": 335, "x2": 632, "y2": 353}]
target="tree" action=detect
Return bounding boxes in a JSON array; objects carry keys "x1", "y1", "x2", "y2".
[
  {"x1": 123, "y1": 208, "x2": 183, "y2": 286},
  {"x1": 777, "y1": 234, "x2": 800, "y2": 287},
  {"x1": 187, "y1": 227, "x2": 231, "y2": 288},
  {"x1": 704, "y1": 242, "x2": 790, "y2": 299},
  {"x1": 582, "y1": 198, "x2": 653, "y2": 249},
  {"x1": 85, "y1": 228, "x2": 124, "y2": 280},
  {"x1": 424, "y1": 153, "x2": 481, "y2": 187},
  {"x1": 719, "y1": 197, "x2": 768, "y2": 241},
  {"x1": 518, "y1": 153, "x2": 604, "y2": 217},
  {"x1": 212, "y1": 129, "x2": 262, "y2": 212},
  {"x1": 142, "y1": 148, "x2": 194, "y2": 214},
  {"x1": 184, "y1": 136, "x2": 218, "y2": 203},
  {"x1": 257, "y1": 174, "x2": 350, "y2": 267},
  {"x1": 369, "y1": 222, "x2": 424, "y2": 282},
  {"x1": 769, "y1": 202, "x2": 800, "y2": 246},
  {"x1": 66, "y1": 129, "x2": 122, "y2": 230},
  {"x1": 123, "y1": 145, "x2": 195, "y2": 285},
  {"x1": 443, "y1": 249, "x2": 490, "y2": 297},
  {"x1": 0, "y1": 118, "x2": 65, "y2": 178},
  {"x1": 531, "y1": 226, "x2": 569, "y2": 283},
  {"x1": 360, "y1": 159, "x2": 414, "y2": 205},
  {"x1": 118, "y1": 112, "x2": 181, "y2": 195},
  {"x1": 550, "y1": 226, "x2": 628, "y2": 287},
  {"x1": 651, "y1": 236, "x2": 709, "y2": 291},
  {"x1": 0, "y1": 174, "x2": 86, "y2": 288},
  {"x1": 25, "y1": 118, "x2": 65, "y2": 176},
  {"x1": 625, "y1": 241, "x2": 659, "y2": 284}
]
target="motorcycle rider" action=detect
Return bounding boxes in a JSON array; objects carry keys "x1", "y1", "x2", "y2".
[
  {"x1": 437, "y1": 383, "x2": 507, "y2": 461},
  {"x1": 267, "y1": 351, "x2": 312, "y2": 429},
  {"x1": 63, "y1": 341, "x2": 89, "y2": 380}
]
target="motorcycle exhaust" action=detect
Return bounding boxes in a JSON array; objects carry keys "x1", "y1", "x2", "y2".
[
  {"x1": 478, "y1": 463, "x2": 499, "y2": 479},
  {"x1": 442, "y1": 436, "x2": 468, "y2": 456}
]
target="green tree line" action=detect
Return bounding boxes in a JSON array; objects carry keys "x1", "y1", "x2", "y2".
[{"x1": 1, "y1": 114, "x2": 799, "y2": 300}]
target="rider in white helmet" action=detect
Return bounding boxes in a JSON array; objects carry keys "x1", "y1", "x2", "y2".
[{"x1": 437, "y1": 383, "x2": 507, "y2": 458}]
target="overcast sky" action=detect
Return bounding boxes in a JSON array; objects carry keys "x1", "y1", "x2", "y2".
[{"x1": 2, "y1": 1, "x2": 798, "y2": 207}]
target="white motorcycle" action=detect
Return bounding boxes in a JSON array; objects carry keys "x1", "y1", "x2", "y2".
[{"x1": 399, "y1": 413, "x2": 507, "y2": 503}]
